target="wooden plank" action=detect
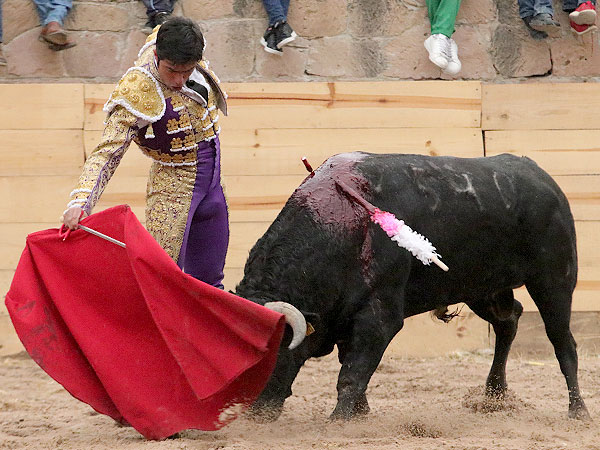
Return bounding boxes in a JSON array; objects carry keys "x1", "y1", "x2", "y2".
[
  {"x1": 86, "y1": 81, "x2": 482, "y2": 133},
  {"x1": 482, "y1": 83, "x2": 600, "y2": 130},
  {"x1": 223, "y1": 267, "x2": 244, "y2": 292},
  {"x1": 0, "y1": 270, "x2": 14, "y2": 302},
  {"x1": 0, "y1": 223, "x2": 54, "y2": 270},
  {"x1": 84, "y1": 84, "x2": 114, "y2": 131},
  {"x1": 224, "y1": 82, "x2": 332, "y2": 100},
  {"x1": 0, "y1": 84, "x2": 84, "y2": 130},
  {"x1": 84, "y1": 128, "x2": 483, "y2": 178},
  {"x1": 221, "y1": 128, "x2": 484, "y2": 176},
  {"x1": 0, "y1": 177, "x2": 76, "y2": 223},
  {"x1": 485, "y1": 130, "x2": 600, "y2": 176},
  {"x1": 511, "y1": 311, "x2": 600, "y2": 356},
  {"x1": 554, "y1": 175, "x2": 600, "y2": 221},
  {"x1": 220, "y1": 103, "x2": 479, "y2": 130},
  {"x1": 225, "y1": 221, "x2": 271, "y2": 268},
  {"x1": 0, "y1": 130, "x2": 84, "y2": 176}
]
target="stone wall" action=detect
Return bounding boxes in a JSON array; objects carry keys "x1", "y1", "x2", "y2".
[{"x1": 1, "y1": 0, "x2": 599, "y2": 83}]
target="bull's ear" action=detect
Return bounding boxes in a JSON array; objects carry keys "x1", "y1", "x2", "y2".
[{"x1": 300, "y1": 312, "x2": 321, "y2": 335}]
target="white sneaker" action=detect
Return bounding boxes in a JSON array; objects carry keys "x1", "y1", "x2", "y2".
[
  {"x1": 444, "y1": 38, "x2": 461, "y2": 75},
  {"x1": 424, "y1": 34, "x2": 450, "y2": 70}
]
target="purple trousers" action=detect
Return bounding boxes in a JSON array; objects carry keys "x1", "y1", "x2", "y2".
[{"x1": 177, "y1": 139, "x2": 229, "y2": 289}]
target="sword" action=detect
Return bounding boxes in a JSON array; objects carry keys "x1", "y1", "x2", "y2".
[{"x1": 78, "y1": 225, "x2": 126, "y2": 248}]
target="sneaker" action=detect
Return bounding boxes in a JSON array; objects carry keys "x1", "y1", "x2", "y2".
[
  {"x1": 424, "y1": 34, "x2": 450, "y2": 70},
  {"x1": 153, "y1": 11, "x2": 171, "y2": 26},
  {"x1": 0, "y1": 46, "x2": 6, "y2": 66},
  {"x1": 527, "y1": 13, "x2": 561, "y2": 34},
  {"x1": 260, "y1": 26, "x2": 283, "y2": 55},
  {"x1": 522, "y1": 16, "x2": 549, "y2": 39},
  {"x1": 569, "y1": 1, "x2": 597, "y2": 25},
  {"x1": 274, "y1": 21, "x2": 297, "y2": 48},
  {"x1": 570, "y1": 20, "x2": 598, "y2": 35},
  {"x1": 444, "y1": 38, "x2": 461, "y2": 75},
  {"x1": 142, "y1": 18, "x2": 155, "y2": 34}
]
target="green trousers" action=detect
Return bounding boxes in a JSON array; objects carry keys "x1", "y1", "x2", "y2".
[{"x1": 426, "y1": 0, "x2": 462, "y2": 37}]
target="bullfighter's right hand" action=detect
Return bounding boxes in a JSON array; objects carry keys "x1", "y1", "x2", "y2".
[{"x1": 62, "y1": 206, "x2": 88, "y2": 230}]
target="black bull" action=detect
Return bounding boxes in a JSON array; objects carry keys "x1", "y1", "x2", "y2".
[{"x1": 235, "y1": 152, "x2": 590, "y2": 421}]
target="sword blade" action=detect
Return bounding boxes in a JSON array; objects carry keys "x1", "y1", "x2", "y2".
[{"x1": 78, "y1": 225, "x2": 126, "y2": 248}]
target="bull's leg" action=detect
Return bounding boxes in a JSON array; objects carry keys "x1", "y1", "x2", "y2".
[
  {"x1": 248, "y1": 350, "x2": 306, "y2": 422},
  {"x1": 526, "y1": 282, "x2": 590, "y2": 420},
  {"x1": 337, "y1": 341, "x2": 370, "y2": 416},
  {"x1": 469, "y1": 290, "x2": 523, "y2": 396},
  {"x1": 330, "y1": 303, "x2": 402, "y2": 421}
]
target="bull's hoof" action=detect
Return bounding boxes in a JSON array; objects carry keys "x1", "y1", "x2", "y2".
[
  {"x1": 568, "y1": 406, "x2": 592, "y2": 421},
  {"x1": 246, "y1": 404, "x2": 283, "y2": 423}
]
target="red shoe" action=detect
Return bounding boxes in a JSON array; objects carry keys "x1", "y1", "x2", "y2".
[
  {"x1": 570, "y1": 20, "x2": 598, "y2": 35},
  {"x1": 569, "y1": 1, "x2": 597, "y2": 25}
]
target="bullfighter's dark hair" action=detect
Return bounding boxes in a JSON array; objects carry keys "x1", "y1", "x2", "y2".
[{"x1": 156, "y1": 17, "x2": 204, "y2": 65}]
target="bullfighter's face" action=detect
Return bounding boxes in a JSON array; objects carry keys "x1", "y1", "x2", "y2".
[{"x1": 156, "y1": 57, "x2": 195, "y2": 91}]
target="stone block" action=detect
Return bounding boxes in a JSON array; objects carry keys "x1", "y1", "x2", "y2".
[
  {"x1": 382, "y1": 24, "x2": 442, "y2": 80},
  {"x1": 232, "y1": 0, "x2": 266, "y2": 19},
  {"x1": 347, "y1": 0, "x2": 426, "y2": 37},
  {"x1": 307, "y1": 35, "x2": 384, "y2": 79},
  {"x1": 492, "y1": 24, "x2": 552, "y2": 77},
  {"x1": 181, "y1": 0, "x2": 235, "y2": 21},
  {"x1": 63, "y1": 32, "x2": 123, "y2": 78},
  {"x1": 65, "y1": 3, "x2": 131, "y2": 32},
  {"x1": 495, "y1": 0, "x2": 520, "y2": 25},
  {"x1": 457, "y1": 0, "x2": 497, "y2": 25},
  {"x1": 550, "y1": 37, "x2": 600, "y2": 77},
  {"x1": 120, "y1": 30, "x2": 151, "y2": 73},
  {"x1": 288, "y1": 0, "x2": 348, "y2": 38},
  {"x1": 256, "y1": 40, "x2": 309, "y2": 80},
  {"x1": 202, "y1": 20, "x2": 258, "y2": 81},
  {"x1": 449, "y1": 25, "x2": 496, "y2": 80},
  {"x1": 4, "y1": 29, "x2": 66, "y2": 77},
  {"x1": 2, "y1": 0, "x2": 39, "y2": 43}
]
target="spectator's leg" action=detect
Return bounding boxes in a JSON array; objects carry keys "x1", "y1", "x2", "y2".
[
  {"x1": 532, "y1": 0, "x2": 554, "y2": 16},
  {"x1": 428, "y1": 0, "x2": 461, "y2": 38},
  {"x1": 141, "y1": 0, "x2": 174, "y2": 17},
  {"x1": 281, "y1": 0, "x2": 291, "y2": 18},
  {"x1": 36, "y1": 0, "x2": 76, "y2": 50},
  {"x1": 518, "y1": 0, "x2": 536, "y2": 18},
  {"x1": 262, "y1": 0, "x2": 286, "y2": 26},
  {"x1": 36, "y1": 0, "x2": 72, "y2": 27}
]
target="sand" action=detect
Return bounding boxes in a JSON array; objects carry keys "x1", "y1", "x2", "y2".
[{"x1": 1, "y1": 350, "x2": 599, "y2": 450}]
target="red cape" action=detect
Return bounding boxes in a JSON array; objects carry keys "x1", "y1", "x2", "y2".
[{"x1": 5, "y1": 205, "x2": 285, "y2": 440}]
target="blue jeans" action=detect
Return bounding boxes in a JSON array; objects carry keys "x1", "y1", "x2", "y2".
[
  {"x1": 262, "y1": 0, "x2": 290, "y2": 26},
  {"x1": 32, "y1": 0, "x2": 72, "y2": 26},
  {"x1": 0, "y1": 0, "x2": 3, "y2": 42},
  {"x1": 518, "y1": 0, "x2": 596, "y2": 18}
]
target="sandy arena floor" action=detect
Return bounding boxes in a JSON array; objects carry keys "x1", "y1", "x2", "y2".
[{"x1": 1, "y1": 350, "x2": 599, "y2": 450}]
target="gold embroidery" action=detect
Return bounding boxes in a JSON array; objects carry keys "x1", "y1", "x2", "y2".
[
  {"x1": 171, "y1": 96, "x2": 184, "y2": 110},
  {"x1": 179, "y1": 113, "x2": 191, "y2": 129},
  {"x1": 183, "y1": 133, "x2": 195, "y2": 148},
  {"x1": 107, "y1": 68, "x2": 164, "y2": 120},
  {"x1": 171, "y1": 137, "x2": 183, "y2": 150},
  {"x1": 167, "y1": 118, "x2": 179, "y2": 133}
]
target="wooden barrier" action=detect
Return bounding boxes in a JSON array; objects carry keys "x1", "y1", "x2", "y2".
[{"x1": 1, "y1": 81, "x2": 599, "y2": 357}]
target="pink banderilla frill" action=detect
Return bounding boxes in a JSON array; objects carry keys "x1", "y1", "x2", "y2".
[{"x1": 334, "y1": 178, "x2": 448, "y2": 272}]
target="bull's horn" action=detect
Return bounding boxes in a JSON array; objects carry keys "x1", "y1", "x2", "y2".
[{"x1": 264, "y1": 301, "x2": 307, "y2": 350}]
